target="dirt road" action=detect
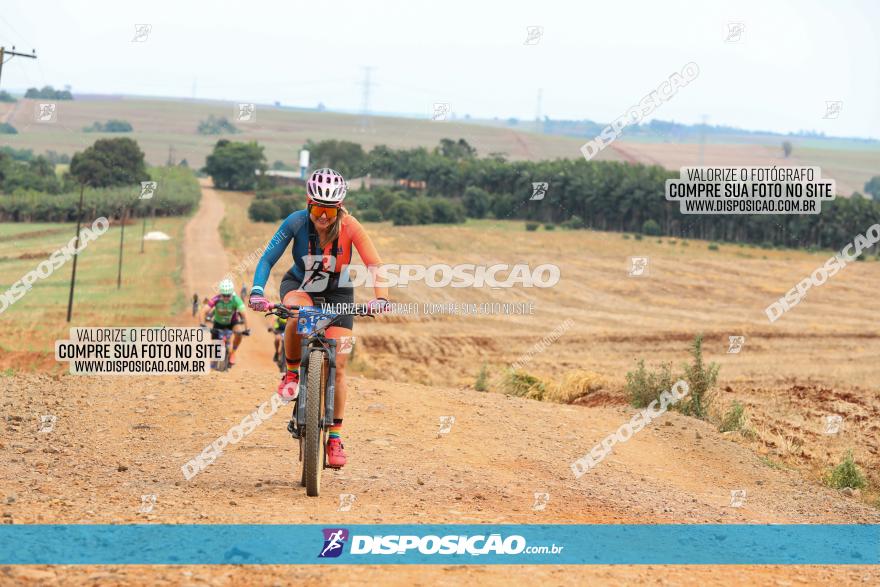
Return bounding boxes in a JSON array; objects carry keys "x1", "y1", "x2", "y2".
[{"x1": 1, "y1": 182, "x2": 878, "y2": 585}]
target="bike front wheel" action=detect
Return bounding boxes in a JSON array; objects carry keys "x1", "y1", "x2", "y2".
[{"x1": 304, "y1": 350, "x2": 327, "y2": 497}]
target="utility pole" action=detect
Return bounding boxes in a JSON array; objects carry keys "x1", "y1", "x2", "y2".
[
  {"x1": 66, "y1": 184, "x2": 85, "y2": 322},
  {"x1": 359, "y1": 66, "x2": 374, "y2": 132},
  {"x1": 0, "y1": 46, "x2": 38, "y2": 89},
  {"x1": 535, "y1": 88, "x2": 543, "y2": 134},
  {"x1": 117, "y1": 206, "x2": 127, "y2": 289}
]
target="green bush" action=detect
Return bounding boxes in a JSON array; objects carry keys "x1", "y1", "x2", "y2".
[
  {"x1": 197, "y1": 115, "x2": 240, "y2": 135},
  {"x1": 525, "y1": 221, "x2": 540, "y2": 231},
  {"x1": 826, "y1": 451, "x2": 867, "y2": 489},
  {"x1": 560, "y1": 215, "x2": 585, "y2": 229},
  {"x1": 678, "y1": 334, "x2": 719, "y2": 419},
  {"x1": 634, "y1": 234, "x2": 643, "y2": 241},
  {"x1": 501, "y1": 370, "x2": 545, "y2": 400},
  {"x1": 412, "y1": 197, "x2": 434, "y2": 224},
  {"x1": 248, "y1": 199, "x2": 281, "y2": 222},
  {"x1": 475, "y1": 363, "x2": 488, "y2": 392},
  {"x1": 0, "y1": 91, "x2": 16, "y2": 103},
  {"x1": 388, "y1": 200, "x2": 419, "y2": 225},
  {"x1": 544, "y1": 223, "x2": 556, "y2": 231},
  {"x1": 463, "y1": 186, "x2": 490, "y2": 219},
  {"x1": 625, "y1": 359, "x2": 675, "y2": 408},
  {"x1": 430, "y1": 198, "x2": 466, "y2": 223},
  {"x1": 0, "y1": 122, "x2": 17, "y2": 134},
  {"x1": 719, "y1": 401, "x2": 746, "y2": 432},
  {"x1": 357, "y1": 208, "x2": 383, "y2": 222},
  {"x1": 0, "y1": 166, "x2": 200, "y2": 222},
  {"x1": 642, "y1": 218, "x2": 661, "y2": 236},
  {"x1": 708, "y1": 243, "x2": 720, "y2": 251},
  {"x1": 622, "y1": 233, "x2": 630, "y2": 240},
  {"x1": 84, "y1": 119, "x2": 133, "y2": 133}
]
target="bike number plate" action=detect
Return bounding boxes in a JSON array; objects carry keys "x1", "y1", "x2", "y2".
[{"x1": 296, "y1": 310, "x2": 333, "y2": 335}]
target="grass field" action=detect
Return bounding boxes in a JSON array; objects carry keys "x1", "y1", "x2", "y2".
[
  {"x1": 0, "y1": 97, "x2": 609, "y2": 170},
  {"x1": 0, "y1": 216, "x2": 188, "y2": 370},
  {"x1": 214, "y1": 198, "x2": 880, "y2": 495},
  {"x1": 3, "y1": 96, "x2": 878, "y2": 197}
]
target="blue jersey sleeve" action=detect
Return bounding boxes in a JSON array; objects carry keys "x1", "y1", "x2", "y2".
[{"x1": 250, "y1": 214, "x2": 300, "y2": 295}]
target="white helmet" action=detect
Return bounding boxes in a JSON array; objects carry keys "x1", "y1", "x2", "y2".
[
  {"x1": 218, "y1": 279, "x2": 235, "y2": 295},
  {"x1": 306, "y1": 168, "x2": 347, "y2": 206}
]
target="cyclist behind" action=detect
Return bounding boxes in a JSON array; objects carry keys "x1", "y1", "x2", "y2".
[
  {"x1": 268, "y1": 314, "x2": 287, "y2": 363},
  {"x1": 200, "y1": 278, "x2": 251, "y2": 366},
  {"x1": 248, "y1": 168, "x2": 390, "y2": 468}
]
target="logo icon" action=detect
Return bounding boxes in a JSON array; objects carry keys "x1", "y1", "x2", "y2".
[
  {"x1": 530, "y1": 182, "x2": 549, "y2": 201},
  {"x1": 319, "y1": 528, "x2": 349, "y2": 558},
  {"x1": 823, "y1": 414, "x2": 843, "y2": 435},
  {"x1": 139, "y1": 494, "x2": 157, "y2": 513},
  {"x1": 727, "y1": 335, "x2": 745, "y2": 354},
  {"x1": 532, "y1": 492, "x2": 550, "y2": 511},
  {"x1": 132, "y1": 24, "x2": 152, "y2": 43},
  {"x1": 431, "y1": 102, "x2": 452, "y2": 121},
  {"x1": 236, "y1": 103, "x2": 256, "y2": 122},
  {"x1": 35, "y1": 103, "x2": 57, "y2": 123},
  {"x1": 337, "y1": 337, "x2": 356, "y2": 355},
  {"x1": 338, "y1": 493, "x2": 356, "y2": 512},
  {"x1": 438, "y1": 415, "x2": 456, "y2": 435},
  {"x1": 823, "y1": 101, "x2": 842, "y2": 120},
  {"x1": 628, "y1": 256, "x2": 649, "y2": 277},
  {"x1": 140, "y1": 181, "x2": 158, "y2": 200},
  {"x1": 301, "y1": 254, "x2": 332, "y2": 292},
  {"x1": 38, "y1": 414, "x2": 56, "y2": 433},
  {"x1": 729, "y1": 489, "x2": 746, "y2": 508},
  {"x1": 725, "y1": 22, "x2": 745, "y2": 43},
  {"x1": 524, "y1": 26, "x2": 544, "y2": 45}
]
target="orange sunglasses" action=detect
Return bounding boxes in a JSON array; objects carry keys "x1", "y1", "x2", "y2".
[{"x1": 309, "y1": 204, "x2": 338, "y2": 219}]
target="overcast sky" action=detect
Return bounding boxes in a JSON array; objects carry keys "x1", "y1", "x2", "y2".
[{"x1": 1, "y1": 0, "x2": 878, "y2": 138}]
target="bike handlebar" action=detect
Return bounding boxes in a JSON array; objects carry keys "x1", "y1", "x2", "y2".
[{"x1": 265, "y1": 303, "x2": 377, "y2": 320}]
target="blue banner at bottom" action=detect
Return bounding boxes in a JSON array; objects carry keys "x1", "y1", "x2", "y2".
[{"x1": 0, "y1": 525, "x2": 877, "y2": 565}]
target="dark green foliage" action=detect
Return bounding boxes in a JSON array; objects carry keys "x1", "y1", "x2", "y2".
[
  {"x1": 197, "y1": 115, "x2": 240, "y2": 135},
  {"x1": 248, "y1": 199, "x2": 281, "y2": 222},
  {"x1": 203, "y1": 140, "x2": 266, "y2": 190},
  {"x1": 69, "y1": 137, "x2": 148, "y2": 188},
  {"x1": 642, "y1": 218, "x2": 661, "y2": 236},
  {"x1": 84, "y1": 119, "x2": 133, "y2": 133},
  {"x1": 0, "y1": 166, "x2": 200, "y2": 221},
  {"x1": 388, "y1": 200, "x2": 419, "y2": 225},
  {"x1": 24, "y1": 86, "x2": 73, "y2": 100}
]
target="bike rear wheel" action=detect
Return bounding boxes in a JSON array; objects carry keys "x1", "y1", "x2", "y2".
[{"x1": 304, "y1": 350, "x2": 327, "y2": 497}]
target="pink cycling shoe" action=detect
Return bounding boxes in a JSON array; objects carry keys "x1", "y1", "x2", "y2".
[{"x1": 277, "y1": 370, "x2": 299, "y2": 400}]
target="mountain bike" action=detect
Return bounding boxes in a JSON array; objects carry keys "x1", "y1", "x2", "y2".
[
  {"x1": 264, "y1": 303, "x2": 373, "y2": 497},
  {"x1": 202, "y1": 318, "x2": 249, "y2": 372}
]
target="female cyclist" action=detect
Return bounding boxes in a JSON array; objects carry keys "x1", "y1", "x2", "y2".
[{"x1": 248, "y1": 168, "x2": 389, "y2": 468}]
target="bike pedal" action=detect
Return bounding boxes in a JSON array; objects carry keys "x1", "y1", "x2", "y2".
[{"x1": 287, "y1": 420, "x2": 300, "y2": 439}]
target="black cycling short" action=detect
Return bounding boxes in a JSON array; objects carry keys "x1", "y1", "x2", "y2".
[{"x1": 280, "y1": 270, "x2": 356, "y2": 330}]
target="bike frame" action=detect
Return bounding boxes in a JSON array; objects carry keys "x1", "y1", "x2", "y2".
[
  {"x1": 208, "y1": 325, "x2": 233, "y2": 370},
  {"x1": 267, "y1": 304, "x2": 371, "y2": 437}
]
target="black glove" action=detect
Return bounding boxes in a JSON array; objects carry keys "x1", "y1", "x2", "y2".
[{"x1": 242, "y1": 329, "x2": 251, "y2": 336}]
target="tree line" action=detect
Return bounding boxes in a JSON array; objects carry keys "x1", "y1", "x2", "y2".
[{"x1": 231, "y1": 137, "x2": 880, "y2": 250}]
